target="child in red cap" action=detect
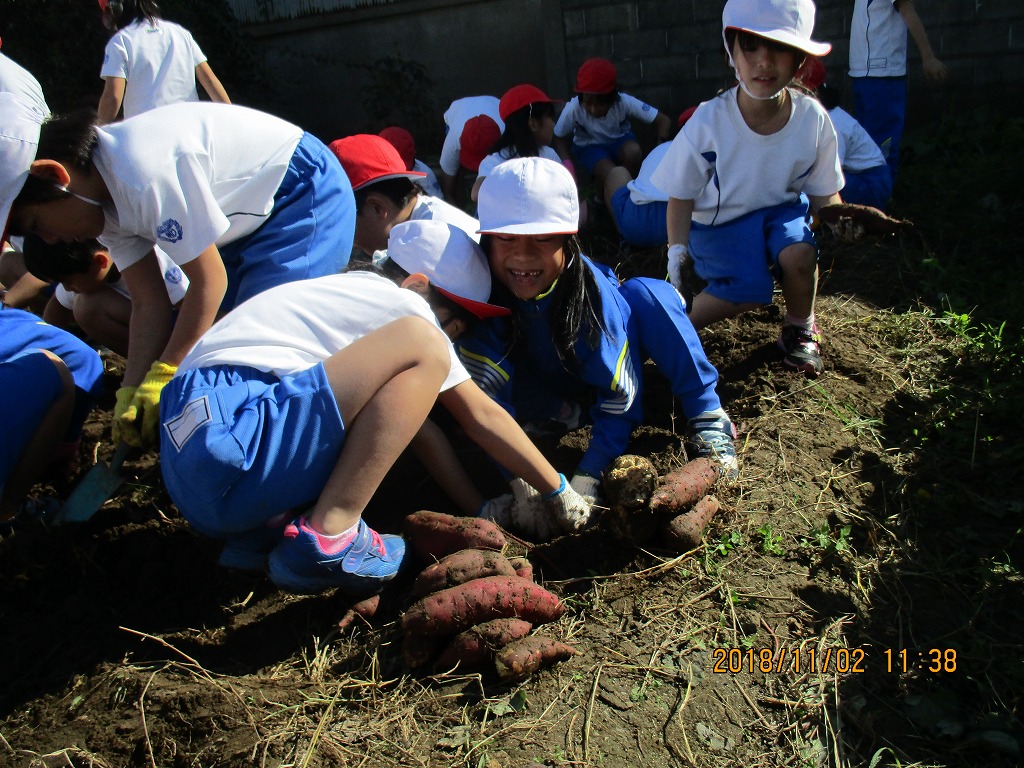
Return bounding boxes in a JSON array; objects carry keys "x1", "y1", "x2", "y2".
[
  {"x1": 436, "y1": 96, "x2": 503, "y2": 207},
  {"x1": 554, "y1": 57, "x2": 671, "y2": 196},
  {"x1": 378, "y1": 126, "x2": 444, "y2": 199}
]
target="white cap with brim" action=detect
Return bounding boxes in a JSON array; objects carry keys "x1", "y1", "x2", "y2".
[
  {"x1": 722, "y1": 0, "x2": 832, "y2": 58},
  {"x1": 388, "y1": 219, "x2": 511, "y2": 320},
  {"x1": 0, "y1": 92, "x2": 44, "y2": 240},
  {"x1": 476, "y1": 156, "x2": 579, "y2": 236}
]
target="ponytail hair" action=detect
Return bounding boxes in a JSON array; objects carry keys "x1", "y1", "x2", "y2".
[
  {"x1": 104, "y1": 0, "x2": 162, "y2": 31},
  {"x1": 489, "y1": 101, "x2": 556, "y2": 160}
]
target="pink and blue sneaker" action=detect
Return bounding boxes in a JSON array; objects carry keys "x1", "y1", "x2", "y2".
[{"x1": 267, "y1": 517, "x2": 405, "y2": 595}]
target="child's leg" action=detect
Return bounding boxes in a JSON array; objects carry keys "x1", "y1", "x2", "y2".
[
  {"x1": 777, "y1": 242, "x2": 818, "y2": 322},
  {"x1": 590, "y1": 157, "x2": 616, "y2": 195},
  {"x1": 73, "y1": 289, "x2": 132, "y2": 356},
  {"x1": 687, "y1": 293, "x2": 760, "y2": 330},
  {"x1": 615, "y1": 138, "x2": 643, "y2": 178}
]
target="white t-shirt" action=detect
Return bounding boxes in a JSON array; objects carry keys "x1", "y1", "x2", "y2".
[
  {"x1": 93, "y1": 102, "x2": 302, "y2": 270},
  {"x1": 477, "y1": 145, "x2": 561, "y2": 179},
  {"x1": 554, "y1": 92, "x2": 659, "y2": 146},
  {"x1": 439, "y1": 96, "x2": 503, "y2": 176},
  {"x1": 651, "y1": 88, "x2": 843, "y2": 226},
  {"x1": 626, "y1": 142, "x2": 671, "y2": 205},
  {"x1": 0, "y1": 53, "x2": 49, "y2": 120},
  {"x1": 849, "y1": 0, "x2": 907, "y2": 78},
  {"x1": 409, "y1": 195, "x2": 481, "y2": 242},
  {"x1": 101, "y1": 19, "x2": 208, "y2": 118},
  {"x1": 55, "y1": 247, "x2": 189, "y2": 310},
  {"x1": 828, "y1": 107, "x2": 887, "y2": 172},
  {"x1": 178, "y1": 271, "x2": 470, "y2": 393},
  {"x1": 413, "y1": 159, "x2": 444, "y2": 198}
]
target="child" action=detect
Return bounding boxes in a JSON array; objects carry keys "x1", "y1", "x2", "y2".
[
  {"x1": 437, "y1": 95, "x2": 503, "y2": 206},
  {"x1": 97, "y1": 0, "x2": 230, "y2": 123},
  {"x1": 22, "y1": 236, "x2": 188, "y2": 357},
  {"x1": 8, "y1": 102, "x2": 356, "y2": 447},
  {"x1": 378, "y1": 126, "x2": 444, "y2": 199},
  {"x1": 329, "y1": 133, "x2": 480, "y2": 257},
  {"x1": 553, "y1": 57, "x2": 672, "y2": 194},
  {"x1": 651, "y1": 0, "x2": 844, "y2": 377},
  {"x1": 1, "y1": 305, "x2": 104, "y2": 520},
  {"x1": 158, "y1": 218, "x2": 591, "y2": 593},
  {"x1": 796, "y1": 57, "x2": 892, "y2": 210},
  {"x1": 461, "y1": 157, "x2": 737, "y2": 504},
  {"x1": 471, "y1": 84, "x2": 563, "y2": 203}
]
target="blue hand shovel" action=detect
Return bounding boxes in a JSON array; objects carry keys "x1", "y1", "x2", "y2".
[{"x1": 55, "y1": 443, "x2": 131, "y2": 524}]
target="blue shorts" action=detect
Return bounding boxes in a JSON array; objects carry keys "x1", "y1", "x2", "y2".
[
  {"x1": 689, "y1": 199, "x2": 816, "y2": 305},
  {"x1": 159, "y1": 363, "x2": 345, "y2": 537},
  {"x1": 574, "y1": 132, "x2": 638, "y2": 174},
  {"x1": 841, "y1": 164, "x2": 893, "y2": 210},
  {"x1": 610, "y1": 186, "x2": 668, "y2": 247},
  {"x1": 219, "y1": 132, "x2": 357, "y2": 311},
  {"x1": 0, "y1": 351, "x2": 65, "y2": 498}
]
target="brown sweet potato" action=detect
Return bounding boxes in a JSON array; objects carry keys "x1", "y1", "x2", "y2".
[
  {"x1": 403, "y1": 510, "x2": 507, "y2": 564},
  {"x1": 508, "y1": 556, "x2": 533, "y2": 581},
  {"x1": 649, "y1": 458, "x2": 719, "y2": 516},
  {"x1": 337, "y1": 594, "x2": 380, "y2": 631},
  {"x1": 403, "y1": 631, "x2": 447, "y2": 669},
  {"x1": 434, "y1": 618, "x2": 534, "y2": 671},
  {"x1": 494, "y1": 635, "x2": 579, "y2": 680},
  {"x1": 663, "y1": 494, "x2": 721, "y2": 552},
  {"x1": 401, "y1": 575, "x2": 565, "y2": 636},
  {"x1": 603, "y1": 454, "x2": 659, "y2": 544},
  {"x1": 413, "y1": 548, "x2": 517, "y2": 597},
  {"x1": 817, "y1": 203, "x2": 913, "y2": 236}
]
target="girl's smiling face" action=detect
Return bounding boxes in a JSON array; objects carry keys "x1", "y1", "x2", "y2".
[
  {"x1": 488, "y1": 233, "x2": 568, "y2": 300},
  {"x1": 731, "y1": 31, "x2": 802, "y2": 99}
]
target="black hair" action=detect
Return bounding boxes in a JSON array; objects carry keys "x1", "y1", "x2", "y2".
[
  {"x1": 579, "y1": 91, "x2": 621, "y2": 106},
  {"x1": 11, "y1": 109, "x2": 100, "y2": 214},
  {"x1": 481, "y1": 234, "x2": 607, "y2": 369},
  {"x1": 816, "y1": 82, "x2": 841, "y2": 110},
  {"x1": 22, "y1": 236, "x2": 116, "y2": 284},
  {"x1": 353, "y1": 177, "x2": 419, "y2": 210},
  {"x1": 489, "y1": 101, "x2": 556, "y2": 159},
  {"x1": 106, "y1": 0, "x2": 162, "y2": 31},
  {"x1": 725, "y1": 29, "x2": 804, "y2": 61}
]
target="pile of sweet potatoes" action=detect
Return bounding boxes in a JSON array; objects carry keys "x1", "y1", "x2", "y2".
[
  {"x1": 400, "y1": 511, "x2": 579, "y2": 680},
  {"x1": 602, "y1": 455, "x2": 723, "y2": 552}
]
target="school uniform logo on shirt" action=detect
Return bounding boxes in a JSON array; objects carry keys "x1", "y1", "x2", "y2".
[
  {"x1": 165, "y1": 266, "x2": 184, "y2": 285},
  {"x1": 157, "y1": 219, "x2": 184, "y2": 243}
]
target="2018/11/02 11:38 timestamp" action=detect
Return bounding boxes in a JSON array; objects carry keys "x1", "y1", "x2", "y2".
[{"x1": 710, "y1": 647, "x2": 958, "y2": 674}]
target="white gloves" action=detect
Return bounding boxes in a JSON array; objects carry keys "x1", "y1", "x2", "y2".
[
  {"x1": 506, "y1": 474, "x2": 597, "y2": 541},
  {"x1": 477, "y1": 493, "x2": 514, "y2": 527},
  {"x1": 509, "y1": 478, "x2": 558, "y2": 541},
  {"x1": 548, "y1": 475, "x2": 594, "y2": 532},
  {"x1": 666, "y1": 243, "x2": 689, "y2": 292}
]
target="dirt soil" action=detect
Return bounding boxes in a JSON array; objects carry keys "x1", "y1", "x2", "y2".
[{"x1": 2, "y1": 179, "x2": 1021, "y2": 767}]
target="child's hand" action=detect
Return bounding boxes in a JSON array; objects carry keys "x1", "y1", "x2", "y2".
[
  {"x1": 477, "y1": 493, "x2": 513, "y2": 527},
  {"x1": 114, "y1": 361, "x2": 177, "y2": 447},
  {"x1": 546, "y1": 474, "x2": 594, "y2": 532},
  {"x1": 509, "y1": 478, "x2": 559, "y2": 541}
]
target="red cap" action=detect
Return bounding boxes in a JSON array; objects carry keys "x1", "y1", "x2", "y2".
[
  {"x1": 328, "y1": 134, "x2": 426, "y2": 191},
  {"x1": 795, "y1": 55, "x2": 827, "y2": 92},
  {"x1": 458, "y1": 115, "x2": 500, "y2": 172},
  {"x1": 378, "y1": 126, "x2": 416, "y2": 171},
  {"x1": 499, "y1": 84, "x2": 554, "y2": 121},
  {"x1": 575, "y1": 57, "x2": 617, "y2": 94},
  {"x1": 677, "y1": 106, "x2": 698, "y2": 128}
]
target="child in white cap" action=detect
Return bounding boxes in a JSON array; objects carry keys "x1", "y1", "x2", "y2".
[
  {"x1": 8, "y1": 102, "x2": 356, "y2": 448},
  {"x1": 651, "y1": 0, "x2": 844, "y2": 377},
  {"x1": 158, "y1": 217, "x2": 591, "y2": 593},
  {"x1": 464, "y1": 157, "x2": 737, "y2": 513}
]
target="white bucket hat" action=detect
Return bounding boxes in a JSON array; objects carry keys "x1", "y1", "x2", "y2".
[
  {"x1": 388, "y1": 219, "x2": 510, "y2": 319},
  {"x1": 0, "y1": 92, "x2": 44, "y2": 239},
  {"x1": 476, "y1": 156, "x2": 579, "y2": 236},
  {"x1": 722, "y1": 0, "x2": 832, "y2": 58}
]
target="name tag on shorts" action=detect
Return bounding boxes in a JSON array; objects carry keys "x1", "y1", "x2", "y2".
[{"x1": 164, "y1": 396, "x2": 212, "y2": 452}]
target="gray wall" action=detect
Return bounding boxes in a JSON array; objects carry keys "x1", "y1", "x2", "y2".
[{"x1": 238, "y1": 0, "x2": 1024, "y2": 149}]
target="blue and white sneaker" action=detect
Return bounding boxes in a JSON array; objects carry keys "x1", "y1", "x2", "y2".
[
  {"x1": 267, "y1": 517, "x2": 405, "y2": 595},
  {"x1": 686, "y1": 416, "x2": 739, "y2": 479}
]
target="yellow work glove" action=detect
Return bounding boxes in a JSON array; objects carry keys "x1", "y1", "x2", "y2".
[
  {"x1": 112, "y1": 386, "x2": 138, "y2": 445},
  {"x1": 114, "y1": 361, "x2": 177, "y2": 448}
]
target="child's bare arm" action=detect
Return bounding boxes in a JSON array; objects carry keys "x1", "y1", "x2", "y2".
[
  {"x1": 667, "y1": 197, "x2": 695, "y2": 246},
  {"x1": 42, "y1": 297, "x2": 75, "y2": 330},
  {"x1": 410, "y1": 417, "x2": 485, "y2": 515},
  {"x1": 97, "y1": 77, "x2": 126, "y2": 124},
  {"x1": 653, "y1": 111, "x2": 673, "y2": 143},
  {"x1": 196, "y1": 62, "x2": 231, "y2": 104},
  {"x1": 898, "y1": 0, "x2": 949, "y2": 82},
  {"x1": 440, "y1": 380, "x2": 561, "y2": 495}
]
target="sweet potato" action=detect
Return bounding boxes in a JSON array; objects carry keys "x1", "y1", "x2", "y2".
[
  {"x1": 402, "y1": 631, "x2": 447, "y2": 669},
  {"x1": 413, "y1": 548, "x2": 517, "y2": 597},
  {"x1": 401, "y1": 575, "x2": 565, "y2": 636},
  {"x1": 649, "y1": 458, "x2": 719, "y2": 516},
  {"x1": 663, "y1": 494, "x2": 721, "y2": 552},
  {"x1": 817, "y1": 203, "x2": 912, "y2": 236},
  {"x1": 603, "y1": 454, "x2": 659, "y2": 543},
  {"x1": 508, "y1": 556, "x2": 533, "y2": 582},
  {"x1": 494, "y1": 635, "x2": 579, "y2": 681},
  {"x1": 434, "y1": 618, "x2": 533, "y2": 671},
  {"x1": 403, "y1": 510, "x2": 507, "y2": 564},
  {"x1": 337, "y1": 594, "x2": 380, "y2": 631}
]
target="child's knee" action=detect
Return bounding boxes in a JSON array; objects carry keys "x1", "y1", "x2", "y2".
[{"x1": 777, "y1": 242, "x2": 818, "y2": 274}]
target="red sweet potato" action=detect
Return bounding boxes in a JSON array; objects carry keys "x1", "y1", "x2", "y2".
[
  {"x1": 649, "y1": 458, "x2": 719, "y2": 516},
  {"x1": 413, "y1": 548, "x2": 517, "y2": 597},
  {"x1": 337, "y1": 594, "x2": 380, "y2": 631},
  {"x1": 817, "y1": 203, "x2": 913, "y2": 236},
  {"x1": 508, "y1": 556, "x2": 533, "y2": 581},
  {"x1": 403, "y1": 510, "x2": 507, "y2": 564},
  {"x1": 434, "y1": 618, "x2": 534, "y2": 671},
  {"x1": 494, "y1": 635, "x2": 579, "y2": 681},
  {"x1": 401, "y1": 575, "x2": 565, "y2": 636},
  {"x1": 403, "y1": 631, "x2": 447, "y2": 669},
  {"x1": 663, "y1": 494, "x2": 721, "y2": 552}
]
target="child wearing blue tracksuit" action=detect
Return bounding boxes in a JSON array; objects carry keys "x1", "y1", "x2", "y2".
[{"x1": 460, "y1": 157, "x2": 737, "y2": 502}]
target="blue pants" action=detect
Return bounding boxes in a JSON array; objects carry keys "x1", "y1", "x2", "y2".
[
  {"x1": 841, "y1": 164, "x2": 893, "y2": 210},
  {"x1": 619, "y1": 278, "x2": 722, "y2": 418},
  {"x1": 160, "y1": 363, "x2": 345, "y2": 537},
  {"x1": 610, "y1": 186, "x2": 668, "y2": 247},
  {"x1": 574, "y1": 132, "x2": 638, "y2": 174},
  {"x1": 0, "y1": 351, "x2": 65, "y2": 498},
  {"x1": 219, "y1": 132, "x2": 356, "y2": 311},
  {"x1": 851, "y1": 75, "x2": 906, "y2": 185}
]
